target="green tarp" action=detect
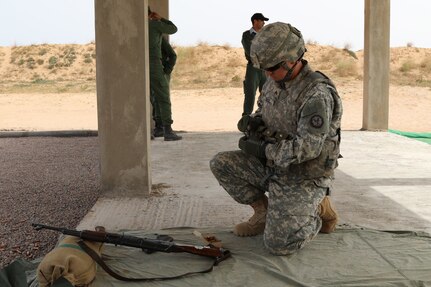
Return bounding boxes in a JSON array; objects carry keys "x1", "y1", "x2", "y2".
[
  {"x1": 2, "y1": 228, "x2": 431, "y2": 286},
  {"x1": 389, "y1": 129, "x2": 431, "y2": 144}
]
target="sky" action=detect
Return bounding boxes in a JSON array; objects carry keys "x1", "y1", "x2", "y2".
[{"x1": 0, "y1": 0, "x2": 430, "y2": 51}]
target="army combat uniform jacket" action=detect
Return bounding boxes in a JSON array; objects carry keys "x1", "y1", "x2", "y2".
[
  {"x1": 257, "y1": 60, "x2": 342, "y2": 182},
  {"x1": 210, "y1": 61, "x2": 342, "y2": 255}
]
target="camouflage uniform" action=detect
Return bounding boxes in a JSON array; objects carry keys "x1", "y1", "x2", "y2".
[{"x1": 210, "y1": 22, "x2": 342, "y2": 255}]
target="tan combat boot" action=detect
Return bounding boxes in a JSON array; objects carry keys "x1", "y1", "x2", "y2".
[
  {"x1": 234, "y1": 196, "x2": 268, "y2": 237},
  {"x1": 319, "y1": 196, "x2": 338, "y2": 233}
]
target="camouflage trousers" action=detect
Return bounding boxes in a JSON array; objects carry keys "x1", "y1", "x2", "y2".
[{"x1": 210, "y1": 150, "x2": 327, "y2": 255}]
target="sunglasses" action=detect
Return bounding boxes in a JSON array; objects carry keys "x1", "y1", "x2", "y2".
[{"x1": 264, "y1": 62, "x2": 284, "y2": 72}]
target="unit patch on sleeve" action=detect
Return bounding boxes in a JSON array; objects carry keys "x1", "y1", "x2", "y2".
[{"x1": 310, "y1": 115, "x2": 324, "y2": 128}]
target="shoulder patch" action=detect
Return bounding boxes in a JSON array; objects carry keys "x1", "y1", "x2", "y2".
[{"x1": 310, "y1": 115, "x2": 324, "y2": 128}]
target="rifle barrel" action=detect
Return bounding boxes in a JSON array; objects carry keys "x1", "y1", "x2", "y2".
[{"x1": 32, "y1": 223, "x2": 82, "y2": 237}]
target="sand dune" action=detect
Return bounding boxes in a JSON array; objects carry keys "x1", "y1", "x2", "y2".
[{"x1": 0, "y1": 44, "x2": 430, "y2": 132}]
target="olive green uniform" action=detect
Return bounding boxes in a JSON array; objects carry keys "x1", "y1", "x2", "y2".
[
  {"x1": 151, "y1": 37, "x2": 177, "y2": 126},
  {"x1": 241, "y1": 29, "x2": 266, "y2": 115},
  {"x1": 149, "y1": 18, "x2": 177, "y2": 125}
]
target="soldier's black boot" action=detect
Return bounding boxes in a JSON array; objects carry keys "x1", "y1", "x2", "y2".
[
  {"x1": 163, "y1": 125, "x2": 182, "y2": 141},
  {"x1": 153, "y1": 123, "x2": 164, "y2": 138}
]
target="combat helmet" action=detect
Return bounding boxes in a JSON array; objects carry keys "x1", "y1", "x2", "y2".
[{"x1": 250, "y1": 22, "x2": 306, "y2": 70}]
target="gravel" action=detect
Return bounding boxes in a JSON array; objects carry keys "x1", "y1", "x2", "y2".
[{"x1": 0, "y1": 136, "x2": 101, "y2": 268}]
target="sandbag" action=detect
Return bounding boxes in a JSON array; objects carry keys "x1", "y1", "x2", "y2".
[{"x1": 37, "y1": 235, "x2": 103, "y2": 287}]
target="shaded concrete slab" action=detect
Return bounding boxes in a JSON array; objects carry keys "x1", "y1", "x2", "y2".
[{"x1": 78, "y1": 131, "x2": 431, "y2": 234}]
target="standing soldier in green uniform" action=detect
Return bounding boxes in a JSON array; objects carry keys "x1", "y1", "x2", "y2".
[
  {"x1": 241, "y1": 13, "x2": 268, "y2": 115},
  {"x1": 149, "y1": 9, "x2": 182, "y2": 141},
  {"x1": 152, "y1": 37, "x2": 177, "y2": 138}
]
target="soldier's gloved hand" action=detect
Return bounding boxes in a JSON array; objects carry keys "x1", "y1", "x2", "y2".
[
  {"x1": 237, "y1": 115, "x2": 251, "y2": 132},
  {"x1": 238, "y1": 136, "x2": 267, "y2": 159},
  {"x1": 248, "y1": 116, "x2": 265, "y2": 132},
  {"x1": 237, "y1": 115, "x2": 265, "y2": 132}
]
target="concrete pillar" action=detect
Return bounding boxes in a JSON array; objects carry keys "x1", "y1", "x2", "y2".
[
  {"x1": 95, "y1": 0, "x2": 151, "y2": 196},
  {"x1": 363, "y1": 0, "x2": 390, "y2": 130}
]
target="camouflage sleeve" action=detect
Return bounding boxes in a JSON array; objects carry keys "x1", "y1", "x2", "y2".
[
  {"x1": 255, "y1": 95, "x2": 262, "y2": 115},
  {"x1": 265, "y1": 84, "x2": 334, "y2": 168},
  {"x1": 255, "y1": 78, "x2": 272, "y2": 115}
]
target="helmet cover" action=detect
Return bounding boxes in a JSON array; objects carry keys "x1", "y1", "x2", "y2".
[{"x1": 250, "y1": 22, "x2": 306, "y2": 69}]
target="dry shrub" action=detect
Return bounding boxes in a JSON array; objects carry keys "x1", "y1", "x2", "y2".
[
  {"x1": 26, "y1": 57, "x2": 36, "y2": 69},
  {"x1": 191, "y1": 76, "x2": 206, "y2": 85},
  {"x1": 399, "y1": 60, "x2": 417, "y2": 73},
  {"x1": 226, "y1": 57, "x2": 243, "y2": 68},
  {"x1": 221, "y1": 43, "x2": 231, "y2": 50},
  {"x1": 174, "y1": 46, "x2": 198, "y2": 76},
  {"x1": 176, "y1": 46, "x2": 196, "y2": 62},
  {"x1": 334, "y1": 59, "x2": 358, "y2": 77},
  {"x1": 419, "y1": 57, "x2": 431, "y2": 73},
  {"x1": 61, "y1": 46, "x2": 77, "y2": 67},
  {"x1": 320, "y1": 49, "x2": 339, "y2": 63},
  {"x1": 11, "y1": 46, "x2": 29, "y2": 57},
  {"x1": 83, "y1": 53, "x2": 92, "y2": 63},
  {"x1": 343, "y1": 48, "x2": 358, "y2": 60},
  {"x1": 230, "y1": 75, "x2": 242, "y2": 84},
  {"x1": 38, "y1": 48, "x2": 48, "y2": 56},
  {"x1": 196, "y1": 41, "x2": 209, "y2": 47}
]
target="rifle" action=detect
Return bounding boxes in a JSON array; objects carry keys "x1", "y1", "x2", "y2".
[
  {"x1": 32, "y1": 223, "x2": 231, "y2": 265},
  {"x1": 33, "y1": 223, "x2": 232, "y2": 282}
]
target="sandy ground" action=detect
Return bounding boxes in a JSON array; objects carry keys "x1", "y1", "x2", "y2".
[{"x1": 1, "y1": 81, "x2": 431, "y2": 132}]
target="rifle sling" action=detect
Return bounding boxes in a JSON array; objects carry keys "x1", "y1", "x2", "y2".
[{"x1": 77, "y1": 240, "x2": 217, "y2": 282}]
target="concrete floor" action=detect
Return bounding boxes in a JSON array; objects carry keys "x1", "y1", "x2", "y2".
[{"x1": 77, "y1": 131, "x2": 431, "y2": 234}]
